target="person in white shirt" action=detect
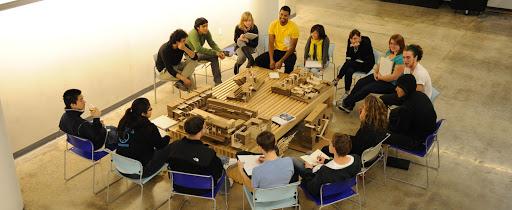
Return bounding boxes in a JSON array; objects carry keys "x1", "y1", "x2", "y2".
[{"x1": 381, "y1": 44, "x2": 432, "y2": 106}]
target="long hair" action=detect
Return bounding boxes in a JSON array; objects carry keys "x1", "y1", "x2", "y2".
[
  {"x1": 389, "y1": 34, "x2": 405, "y2": 55},
  {"x1": 361, "y1": 95, "x2": 388, "y2": 132},
  {"x1": 118, "y1": 98, "x2": 151, "y2": 133},
  {"x1": 238, "y1": 11, "x2": 254, "y2": 30},
  {"x1": 310, "y1": 24, "x2": 327, "y2": 40}
]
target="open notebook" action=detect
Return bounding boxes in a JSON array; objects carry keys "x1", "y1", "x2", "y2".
[
  {"x1": 300, "y1": 149, "x2": 331, "y2": 166},
  {"x1": 305, "y1": 60, "x2": 322, "y2": 68},
  {"x1": 151, "y1": 115, "x2": 177, "y2": 131},
  {"x1": 237, "y1": 155, "x2": 262, "y2": 176}
]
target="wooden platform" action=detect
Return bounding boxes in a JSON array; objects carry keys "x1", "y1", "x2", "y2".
[{"x1": 167, "y1": 67, "x2": 334, "y2": 156}]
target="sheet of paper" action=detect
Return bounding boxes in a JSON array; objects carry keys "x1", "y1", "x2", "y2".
[
  {"x1": 237, "y1": 155, "x2": 262, "y2": 176},
  {"x1": 269, "y1": 72, "x2": 280, "y2": 79},
  {"x1": 151, "y1": 115, "x2": 177, "y2": 131},
  {"x1": 244, "y1": 32, "x2": 258, "y2": 40},
  {"x1": 305, "y1": 60, "x2": 322, "y2": 68},
  {"x1": 379, "y1": 57, "x2": 394, "y2": 76},
  {"x1": 300, "y1": 149, "x2": 331, "y2": 166}
]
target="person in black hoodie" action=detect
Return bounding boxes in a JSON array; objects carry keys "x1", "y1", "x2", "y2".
[
  {"x1": 333, "y1": 29, "x2": 375, "y2": 95},
  {"x1": 168, "y1": 116, "x2": 225, "y2": 196},
  {"x1": 233, "y1": 11, "x2": 259, "y2": 74},
  {"x1": 59, "y1": 89, "x2": 117, "y2": 151},
  {"x1": 116, "y1": 97, "x2": 172, "y2": 178},
  {"x1": 385, "y1": 74, "x2": 437, "y2": 151},
  {"x1": 295, "y1": 133, "x2": 361, "y2": 197}
]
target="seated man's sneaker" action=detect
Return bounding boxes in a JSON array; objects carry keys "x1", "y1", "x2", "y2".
[{"x1": 174, "y1": 80, "x2": 188, "y2": 91}]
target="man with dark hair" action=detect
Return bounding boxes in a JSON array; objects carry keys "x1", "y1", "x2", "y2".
[
  {"x1": 254, "y1": 6, "x2": 299, "y2": 74},
  {"x1": 186, "y1": 17, "x2": 225, "y2": 85},
  {"x1": 237, "y1": 131, "x2": 294, "y2": 191},
  {"x1": 293, "y1": 133, "x2": 361, "y2": 196},
  {"x1": 168, "y1": 116, "x2": 225, "y2": 195},
  {"x1": 380, "y1": 44, "x2": 432, "y2": 106},
  {"x1": 59, "y1": 89, "x2": 117, "y2": 150},
  {"x1": 156, "y1": 29, "x2": 199, "y2": 91},
  {"x1": 385, "y1": 74, "x2": 437, "y2": 151}
]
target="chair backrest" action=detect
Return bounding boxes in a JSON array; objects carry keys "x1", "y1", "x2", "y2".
[
  {"x1": 262, "y1": 35, "x2": 269, "y2": 52},
  {"x1": 66, "y1": 134, "x2": 94, "y2": 152},
  {"x1": 321, "y1": 177, "x2": 356, "y2": 198},
  {"x1": 328, "y1": 43, "x2": 335, "y2": 62},
  {"x1": 425, "y1": 119, "x2": 445, "y2": 151},
  {"x1": 169, "y1": 170, "x2": 214, "y2": 190},
  {"x1": 111, "y1": 153, "x2": 143, "y2": 175},
  {"x1": 361, "y1": 133, "x2": 391, "y2": 165},
  {"x1": 253, "y1": 182, "x2": 300, "y2": 203},
  {"x1": 373, "y1": 49, "x2": 381, "y2": 64},
  {"x1": 431, "y1": 86, "x2": 440, "y2": 102}
]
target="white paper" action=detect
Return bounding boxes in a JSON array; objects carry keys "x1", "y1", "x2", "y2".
[
  {"x1": 244, "y1": 32, "x2": 258, "y2": 40},
  {"x1": 379, "y1": 57, "x2": 394, "y2": 76},
  {"x1": 305, "y1": 60, "x2": 322, "y2": 68},
  {"x1": 300, "y1": 149, "x2": 331, "y2": 166},
  {"x1": 269, "y1": 72, "x2": 280, "y2": 79},
  {"x1": 151, "y1": 115, "x2": 177, "y2": 131},
  {"x1": 237, "y1": 155, "x2": 262, "y2": 176},
  {"x1": 272, "y1": 113, "x2": 295, "y2": 126}
]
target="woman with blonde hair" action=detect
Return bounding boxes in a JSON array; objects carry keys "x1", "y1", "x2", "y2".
[
  {"x1": 321, "y1": 95, "x2": 388, "y2": 157},
  {"x1": 233, "y1": 11, "x2": 259, "y2": 74}
]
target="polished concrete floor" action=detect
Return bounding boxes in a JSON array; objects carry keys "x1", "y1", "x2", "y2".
[{"x1": 15, "y1": 0, "x2": 512, "y2": 209}]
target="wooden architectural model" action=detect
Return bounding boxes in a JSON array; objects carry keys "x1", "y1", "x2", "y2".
[
  {"x1": 232, "y1": 117, "x2": 271, "y2": 148},
  {"x1": 289, "y1": 103, "x2": 332, "y2": 152},
  {"x1": 226, "y1": 70, "x2": 264, "y2": 102},
  {"x1": 271, "y1": 69, "x2": 331, "y2": 103}
]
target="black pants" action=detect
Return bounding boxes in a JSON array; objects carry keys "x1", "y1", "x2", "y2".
[
  {"x1": 380, "y1": 93, "x2": 404, "y2": 106},
  {"x1": 255, "y1": 50, "x2": 297, "y2": 74},
  {"x1": 337, "y1": 60, "x2": 371, "y2": 91},
  {"x1": 343, "y1": 74, "x2": 395, "y2": 108},
  {"x1": 385, "y1": 132, "x2": 425, "y2": 151}
]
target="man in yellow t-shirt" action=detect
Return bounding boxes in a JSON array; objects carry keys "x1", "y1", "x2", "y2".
[{"x1": 254, "y1": 6, "x2": 299, "y2": 74}]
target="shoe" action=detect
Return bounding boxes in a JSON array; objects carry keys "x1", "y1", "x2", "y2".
[
  {"x1": 337, "y1": 102, "x2": 353, "y2": 113},
  {"x1": 332, "y1": 79, "x2": 338, "y2": 86},
  {"x1": 174, "y1": 81, "x2": 188, "y2": 91}
]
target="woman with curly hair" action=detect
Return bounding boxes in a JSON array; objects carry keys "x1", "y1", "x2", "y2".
[{"x1": 322, "y1": 94, "x2": 388, "y2": 157}]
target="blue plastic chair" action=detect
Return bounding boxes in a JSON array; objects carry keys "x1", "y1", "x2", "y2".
[
  {"x1": 168, "y1": 170, "x2": 228, "y2": 210},
  {"x1": 301, "y1": 177, "x2": 362, "y2": 210},
  {"x1": 107, "y1": 153, "x2": 167, "y2": 207},
  {"x1": 63, "y1": 134, "x2": 109, "y2": 194},
  {"x1": 387, "y1": 119, "x2": 446, "y2": 189},
  {"x1": 242, "y1": 182, "x2": 300, "y2": 210}
]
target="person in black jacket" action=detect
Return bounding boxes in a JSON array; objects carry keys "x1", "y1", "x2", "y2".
[
  {"x1": 333, "y1": 29, "x2": 375, "y2": 96},
  {"x1": 295, "y1": 133, "x2": 361, "y2": 197},
  {"x1": 116, "y1": 98, "x2": 172, "y2": 178},
  {"x1": 233, "y1": 11, "x2": 259, "y2": 74},
  {"x1": 156, "y1": 29, "x2": 199, "y2": 91},
  {"x1": 320, "y1": 95, "x2": 388, "y2": 157},
  {"x1": 59, "y1": 89, "x2": 117, "y2": 151},
  {"x1": 168, "y1": 116, "x2": 225, "y2": 196},
  {"x1": 385, "y1": 74, "x2": 437, "y2": 151}
]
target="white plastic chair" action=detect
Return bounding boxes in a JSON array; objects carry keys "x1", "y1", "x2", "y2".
[
  {"x1": 107, "y1": 153, "x2": 167, "y2": 207},
  {"x1": 359, "y1": 133, "x2": 390, "y2": 202},
  {"x1": 431, "y1": 86, "x2": 440, "y2": 103},
  {"x1": 242, "y1": 182, "x2": 300, "y2": 210}
]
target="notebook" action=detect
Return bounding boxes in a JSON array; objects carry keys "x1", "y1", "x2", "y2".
[
  {"x1": 300, "y1": 149, "x2": 331, "y2": 166},
  {"x1": 244, "y1": 32, "x2": 258, "y2": 40},
  {"x1": 151, "y1": 115, "x2": 177, "y2": 131},
  {"x1": 379, "y1": 57, "x2": 394, "y2": 76},
  {"x1": 305, "y1": 60, "x2": 322, "y2": 68},
  {"x1": 237, "y1": 155, "x2": 262, "y2": 176},
  {"x1": 269, "y1": 72, "x2": 280, "y2": 79}
]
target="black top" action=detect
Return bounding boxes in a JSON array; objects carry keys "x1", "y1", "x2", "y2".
[
  {"x1": 168, "y1": 137, "x2": 224, "y2": 195},
  {"x1": 389, "y1": 91, "x2": 437, "y2": 146},
  {"x1": 234, "y1": 25, "x2": 259, "y2": 49},
  {"x1": 59, "y1": 109, "x2": 106, "y2": 150},
  {"x1": 350, "y1": 125, "x2": 387, "y2": 157},
  {"x1": 116, "y1": 117, "x2": 170, "y2": 166},
  {"x1": 301, "y1": 155, "x2": 362, "y2": 197},
  {"x1": 155, "y1": 42, "x2": 198, "y2": 77},
  {"x1": 345, "y1": 36, "x2": 375, "y2": 73}
]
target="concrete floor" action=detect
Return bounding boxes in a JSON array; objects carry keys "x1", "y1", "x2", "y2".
[{"x1": 15, "y1": 0, "x2": 512, "y2": 209}]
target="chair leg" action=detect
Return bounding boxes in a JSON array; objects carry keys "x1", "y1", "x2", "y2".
[
  {"x1": 361, "y1": 174, "x2": 366, "y2": 203},
  {"x1": 425, "y1": 155, "x2": 429, "y2": 189},
  {"x1": 63, "y1": 149, "x2": 67, "y2": 180},
  {"x1": 154, "y1": 70, "x2": 157, "y2": 104},
  {"x1": 224, "y1": 178, "x2": 228, "y2": 210},
  {"x1": 437, "y1": 139, "x2": 441, "y2": 169},
  {"x1": 383, "y1": 151, "x2": 387, "y2": 185}
]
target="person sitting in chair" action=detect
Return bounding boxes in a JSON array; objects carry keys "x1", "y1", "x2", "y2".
[
  {"x1": 59, "y1": 89, "x2": 117, "y2": 151},
  {"x1": 156, "y1": 29, "x2": 199, "y2": 91},
  {"x1": 233, "y1": 11, "x2": 259, "y2": 74},
  {"x1": 303, "y1": 24, "x2": 330, "y2": 76}
]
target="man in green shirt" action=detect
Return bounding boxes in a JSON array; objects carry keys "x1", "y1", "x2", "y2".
[{"x1": 187, "y1": 17, "x2": 226, "y2": 85}]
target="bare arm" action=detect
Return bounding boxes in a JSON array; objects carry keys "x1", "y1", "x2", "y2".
[
  {"x1": 237, "y1": 161, "x2": 254, "y2": 192},
  {"x1": 278, "y1": 38, "x2": 298, "y2": 63},
  {"x1": 416, "y1": 84, "x2": 425, "y2": 92},
  {"x1": 268, "y1": 34, "x2": 276, "y2": 62}
]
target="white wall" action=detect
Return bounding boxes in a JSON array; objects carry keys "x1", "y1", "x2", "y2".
[
  {"x1": 0, "y1": 100, "x2": 24, "y2": 210},
  {"x1": 0, "y1": 0, "x2": 279, "y2": 153}
]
